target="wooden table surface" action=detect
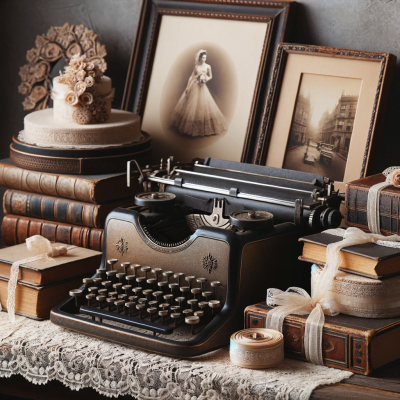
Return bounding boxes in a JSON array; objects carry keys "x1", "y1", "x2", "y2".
[{"x1": 1, "y1": 362, "x2": 400, "y2": 400}]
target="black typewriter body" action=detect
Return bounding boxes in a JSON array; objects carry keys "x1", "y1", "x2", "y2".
[{"x1": 51, "y1": 158, "x2": 343, "y2": 357}]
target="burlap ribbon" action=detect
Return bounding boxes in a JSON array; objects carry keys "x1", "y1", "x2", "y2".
[
  {"x1": 1, "y1": 235, "x2": 75, "y2": 323},
  {"x1": 266, "y1": 227, "x2": 400, "y2": 365}
]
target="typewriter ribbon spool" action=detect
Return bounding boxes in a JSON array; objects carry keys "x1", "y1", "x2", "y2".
[{"x1": 230, "y1": 328, "x2": 284, "y2": 369}]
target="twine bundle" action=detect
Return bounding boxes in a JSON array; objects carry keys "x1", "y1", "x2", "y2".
[{"x1": 230, "y1": 328, "x2": 284, "y2": 369}]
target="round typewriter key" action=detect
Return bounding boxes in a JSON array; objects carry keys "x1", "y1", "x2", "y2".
[
  {"x1": 169, "y1": 283, "x2": 179, "y2": 295},
  {"x1": 185, "y1": 276, "x2": 195, "y2": 288},
  {"x1": 208, "y1": 300, "x2": 221, "y2": 316},
  {"x1": 180, "y1": 286, "x2": 190, "y2": 301},
  {"x1": 194, "y1": 310, "x2": 204, "y2": 319},
  {"x1": 98, "y1": 288, "x2": 107, "y2": 296},
  {"x1": 202, "y1": 291, "x2": 213, "y2": 302},
  {"x1": 187, "y1": 299, "x2": 198, "y2": 311},
  {"x1": 196, "y1": 278, "x2": 207, "y2": 291},
  {"x1": 107, "y1": 259, "x2": 118, "y2": 268},
  {"x1": 159, "y1": 303, "x2": 170, "y2": 311},
  {"x1": 141, "y1": 266, "x2": 151, "y2": 280},
  {"x1": 108, "y1": 291, "x2": 118, "y2": 299},
  {"x1": 126, "y1": 275, "x2": 136, "y2": 285},
  {"x1": 170, "y1": 305, "x2": 180, "y2": 312},
  {"x1": 175, "y1": 297, "x2": 185, "y2": 311},
  {"x1": 152, "y1": 268, "x2": 162, "y2": 281},
  {"x1": 147, "y1": 278, "x2": 157, "y2": 290},
  {"x1": 148, "y1": 300, "x2": 158, "y2": 308},
  {"x1": 138, "y1": 297, "x2": 147, "y2": 305},
  {"x1": 96, "y1": 295, "x2": 106, "y2": 309},
  {"x1": 128, "y1": 295, "x2": 138, "y2": 302},
  {"x1": 88, "y1": 286, "x2": 99, "y2": 295},
  {"x1": 93, "y1": 277, "x2": 103, "y2": 287},
  {"x1": 86, "y1": 293, "x2": 95, "y2": 306},
  {"x1": 158, "y1": 281, "x2": 168, "y2": 293},
  {"x1": 126, "y1": 302, "x2": 136, "y2": 316},
  {"x1": 106, "y1": 270, "x2": 118, "y2": 282},
  {"x1": 115, "y1": 299, "x2": 125, "y2": 313},
  {"x1": 191, "y1": 288, "x2": 201, "y2": 300},
  {"x1": 163, "y1": 271, "x2": 173, "y2": 282},
  {"x1": 121, "y1": 261, "x2": 131, "y2": 274},
  {"x1": 82, "y1": 278, "x2": 93, "y2": 286},
  {"x1": 182, "y1": 309, "x2": 193, "y2": 319},
  {"x1": 174, "y1": 272, "x2": 184, "y2": 286},
  {"x1": 116, "y1": 273, "x2": 126, "y2": 283},
  {"x1": 164, "y1": 294, "x2": 174, "y2": 305},
  {"x1": 210, "y1": 281, "x2": 221, "y2": 299},
  {"x1": 136, "y1": 303, "x2": 145, "y2": 318},
  {"x1": 153, "y1": 291, "x2": 163, "y2": 302},
  {"x1": 170, "y1": 312, "x2": 181, "y2": 328},
  {"x1": 136, "y1": 277, "x2": 146, "y2": 288},
  {"x1": 143, "y1": 289, "x2": 153, "y2": 301},
  {"x1": 106, "y1": 297, "x2": 115, "y2": 310},
  {"x1": 159, "y1": 310, "x2": 169, "y2": 324},
  {"x1": 102, "y1": 280, "x2": 112, "y2": 290},
  {"x1": 132, "y1": 287, "x2": 143, "y2": 297},
  {"x1": 147, "y1": 307, "x2": 158, "y2": 321},
  {"x1": 96, "y1": 269, "x2": 106, "y2": 280},
  {"x1": 118, "y1": 294, "x2": 127, "y2": 301},
  {"x1": 122, "y1": 284, "x2": 132, "y2": 296},
  {"x1": 198, "y1": 301, "x2": 208, "y2": 310},
  {"x1": 69, "y1": 289, "x2": 83, "y2": 308},
  {"x1": 185, "y1": 315, "x2": 200, "y2": 335},
  {"x1": 113, "y1": 282, "x2": 123, "y2": 293},
  {"x1": 132, "y1": 264, "x2": 141, "y2": 276}
]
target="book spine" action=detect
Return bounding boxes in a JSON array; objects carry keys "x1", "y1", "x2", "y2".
[
  {"x1": 345, "y1": 184, "x2": 400, "y2": 235},
  {"x1": 245, "y1": 305, "x2": 372, "y2": 375},
  {"x1": 0, "y1": 162, "x2": 95, "y2": 203},
  {"x1": 3, "y1": 190, "x2": 101, "y2": 228},
  {"x1": 1, "y1": 215, "x2": 103, "y2": 251}
]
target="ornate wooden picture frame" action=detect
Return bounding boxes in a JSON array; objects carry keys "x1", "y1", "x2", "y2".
[
  {"x1": 122, "y1": 0, "x2": 293, "y2": 163},
  {"x1": 256, "y1": 43, "x2": 396, "y2": 191}
]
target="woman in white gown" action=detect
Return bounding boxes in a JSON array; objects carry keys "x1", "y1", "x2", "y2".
[{"x1": 171, "y1": 49, "x2": 228, "y2": 137}]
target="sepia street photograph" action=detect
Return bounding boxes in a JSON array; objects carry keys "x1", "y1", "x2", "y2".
[{"x1": 282, "y1": 73, "x2": 361, "y2": 182}]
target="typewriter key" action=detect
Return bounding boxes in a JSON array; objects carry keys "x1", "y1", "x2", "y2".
[
  {"x1": 96, "y1": 269, "x2": 106, "y2": 280},
  {"x1": 88, "y1": 286, "x2": 98, "y2": 295},
  {"x1": 106, "y1": 297, "x2": 114, "y2": 311},
  {"x1": 191, "y1": 288, "x2": 201, "y2": 300},
  {"x1": 69, "y1": 289, "x2": 83, "y2": 308},
  {"x1": 185, "y1": 276, "x2": 195, "y2": 289},
  {"x1": 158, "y1": 281, "x2": 168, "y2": 293},
  {"x1": 198, "y1": 301, "x2": 208, "y2": 311},
  {"x1": 196, "y1": 278, "x2": 207, "y2": 291},
  {"x1": 170, "y1": 312, "x2": 181, "y2": 328},
  {"x1": 116, "y1": 273, "x2": 126, "y2": 283},
  {"x1": 194, "y1": 310, "x2": 204, "y2": 319},
  {"x1": 202, "y1": 292, "x2": 213, "y2": 302},
  {"x1": 180, "y1": 286, "x2": 190, "y2": 299},
  {"x1": 210, "y1": 281, "x2": 221, "y2": 299},
  {"x1": 132, "y1": 264, "x2": 141, "y2": 276},
  {"x1": 107, "y1": 259, "x2": 118, "y2": 269},
  {"x1": 86, "y1": 293, "x2": 95, "y2": 306},
  {"x1": 102, "y1": 280, "x2": 112, "y2": 291},
  {"x1": 182, "y1": 309, "x2": 193, "y2": 319},
  {"x1": 148, "y1": 300, "x2": 158, "y2": 308},
  {"x1": 164, "y1": 294, "x2": 174, "y2": 305},
  {"x1": 138, "y1": 297, "x2": 147, "y2": 305},
  {"x1": 108, "y1": 291, "x2": 118, "y2": 299},
  {"x1": 106, "y1": 270, "x2": 117, "y2": 282},
  {"x1": 132, "y1": 287, "x2": 143, "y2": 297},
  {"x1": 136, "y1": 277, "x2": 146, "y2": 288},
  {"x1": 169, "y1": 283, "x2": 179, "y2": 295},
  {"x1": 126, "y1": 275, "x2": 136, "y2": 285},
  {"x1": 118, "y1": 294, "x2": 127, "y2": 301},
  {"x1": 96, "y1": 295, "x2": 106, "y2": 309},
  {"x1": 153, "y1": 291, "x2": 163, "y2": 302},
  {"x1": 208, "y1": 300, "x2": 221, "y2": 316},
  {"x1": 120, "y1": 261, "x2": 131, "y2": 274},
  {"x1": 113, "y1": 283, "x2": 123, "y2": 294},
  {"x1": 143, "y1": 289, "x2": 153, "y2": 301},
  {"x1": 128, "y1": 295, "x2": 138, "y2": 302},
  {"x1": 170, "y1": 305, "x2": 180, "y2": 312},
  {"x1": 185, "y1": 315, "x2": 200, "y2": 335},
  {"x1": 141, "y1": 266, "x2": 151, "y2": 280},
  {"x1": 122, "y1": 285, "x2": 132, "y2": 296},
  {"x1": 93, "y1": 277, "x2": 103, "y2": 287},
  {"x1": 175, "y1": 297, "x2": 185, "y2": 311},
  {"x1": 163, "y1": 271, "x2": 173, "y2": 282},
  {"x1": 125, "y1": 302, "x2": 136, "y2": 316},
  {"x1": 136, "y1": 303, "x2": 145, "y2": 318},
  {"x1": 82, "y1": 278, "x2": 93, "y2": 286},
  {"x1": 159, "y1": 310, "x2": 169, "y2": 324},
  {"x1": 152, "y1": 268, "x2": 162, "y2": 281},
  {"x1": 147, "y1": 307, "x2": 158, "y2": 321},
  {"x1": 147, "y1": 278, "x2": 157, "y2": 290},
  {"x1": 115, "y1": 299, "x2": 125, "y2": 313},
  {"x1": 174, "y1": 272, "x2": 185, "y2": 286},
  {"x1": 187, "y1": 299, "x2": 198, "y2": 311},
  {"x1": 159, "y1": 303, "x2": 170, "y2": 311},
  {"x1": 98, "y1": 288, "x2": 107, "y2": 296}
]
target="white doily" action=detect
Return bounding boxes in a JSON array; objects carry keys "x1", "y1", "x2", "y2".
[{"x1": 0, "y1": 312, "x2": 352, "y2": 399}]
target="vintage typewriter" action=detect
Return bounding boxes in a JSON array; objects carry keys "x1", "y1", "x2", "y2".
[{"x1": 51, "y1": 158, "x2": 342, "y2": 357}]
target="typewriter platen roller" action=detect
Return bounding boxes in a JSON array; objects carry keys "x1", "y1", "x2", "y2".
[{"x1": 51, "y1": 158, "x2": 343, "y2": 357}]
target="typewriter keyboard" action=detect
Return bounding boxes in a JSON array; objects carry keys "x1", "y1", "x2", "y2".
[{"x1": 69, "y1": 258, "x2": 223, "y2": 338}]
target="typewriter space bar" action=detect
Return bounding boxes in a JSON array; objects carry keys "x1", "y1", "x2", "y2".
[{"x1": 80, "y1": 306, "x2": 173, "y2": 335}]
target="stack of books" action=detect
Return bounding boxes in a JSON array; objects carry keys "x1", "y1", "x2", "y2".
[
  {"x1": 245, "y1": 231, "x2": 400, "y2": 375},
  {"x1": 0, "y1": 159, "x2": 140, "y2": 251}
]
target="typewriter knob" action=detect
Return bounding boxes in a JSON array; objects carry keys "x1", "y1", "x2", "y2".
[
  {"x1": 320, "y1": 207, "x2": 342, "y2": 229},
  {"x1": 229, "y1": 210, "x2": 274, "y2": 230},
  {"x1": 134, "y1": 192, "x2": 176, "y2": 208}
]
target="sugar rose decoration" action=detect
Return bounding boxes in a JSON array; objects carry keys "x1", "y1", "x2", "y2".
[
  {"x1": 59, "y1": 53, "x2": 111, "y2": 124},
  {"x1": 18, "y1": 23, "x2": 107, "y2": 111},
  {"x1": 390, "y1": 169, "x2": 400, "y2": 187}
]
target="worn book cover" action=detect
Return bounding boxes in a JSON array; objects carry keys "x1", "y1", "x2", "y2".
[
  {"x1": 3, "y1": 190, "x2": 135, "y2": 228},
  {"x1": 2, "y1": 214, "x2": 103, "y2": 251},
  {"x1": 245, "y1": 302, "x2": 400, "y2": 375},
  {"x1": 346, "y1": 173, "x2": 400, "y2": 235},
  {"x1": 299, "y1": 232, "x2": 400, "y2": 279},
  {"x1": 0, "y1": 242, "x2": 101, "y2": 285},
  {"x1": 0, "y1": 158, "x2": 142, "y2": 204}
]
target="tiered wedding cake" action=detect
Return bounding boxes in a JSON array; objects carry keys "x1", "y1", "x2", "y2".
[{"x1": 18, "y1": 54, "x2": 140, "y2": 149}]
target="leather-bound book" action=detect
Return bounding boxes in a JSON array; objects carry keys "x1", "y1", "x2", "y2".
[
  {"x1": 346, "y1": 173, "x2": 400, "y2": 235},
  {"x1": 299, "y1": 232, "x2": 400, "y2": 279},
  {"x1": 1, "y1": 215, "x2": 103, "y2": 251},
  {"x1": 245, "y1": 302, "x2": 400, "y2": 375},
  {"x1": 0, "y1": 158, "x2": 141, "y2": 204},
  {"x1": 3, "y1": 190, "x2": 134, "y2": 228}
]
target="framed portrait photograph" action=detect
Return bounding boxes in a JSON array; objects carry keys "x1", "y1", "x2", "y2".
[
  {"x1": 256, "y1": 43, "x2": 396, "y2": 192},
  {"x1": 122, "y1": 0, "x2": 293, "y2": 163}
]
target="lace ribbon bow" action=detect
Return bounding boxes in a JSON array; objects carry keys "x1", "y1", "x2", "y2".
[
  {"x1": 367, "y1": 166, "x2": 400, "y2": 234},
  {"x1": 1, "y1": 235, "x2": 75, "y2": 323},
  {"x1": 266, "y1": 227, "x2": 400, "y2": 365}
]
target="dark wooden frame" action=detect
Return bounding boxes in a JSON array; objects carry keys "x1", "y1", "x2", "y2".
[
  {"x1": 255, "y1": 43, "x2": 396, "y2": 178},
  {"x1": 122, "y1": 0, "x2": 294, "y2": 163}
]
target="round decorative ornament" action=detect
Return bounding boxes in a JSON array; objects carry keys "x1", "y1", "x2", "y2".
[
  {"x1": 230, "y1": 328, "x2": 284, "y2": 369},
  {"x1": 18, "y1": 23, "x2": 107, "y2": 111},
  {"x1": 311, "y1": 264, "x2": 400, "y2": 318}
]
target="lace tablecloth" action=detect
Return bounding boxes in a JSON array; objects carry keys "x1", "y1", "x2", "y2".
[{"x1": 0, "y1": 312, "x2": 352, "y2": 400}]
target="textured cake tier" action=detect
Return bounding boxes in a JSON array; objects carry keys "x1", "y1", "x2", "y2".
[
  {"x1": 52, "y1": 76, "x2": 113, "y2": 123},
  {"x1": 21, "y1": 108, "x2": 141, "y2": 148}
]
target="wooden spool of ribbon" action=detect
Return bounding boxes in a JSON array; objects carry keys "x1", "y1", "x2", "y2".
[{"x1": 230, "y1": 328, "x2": 284, "y2": 369}]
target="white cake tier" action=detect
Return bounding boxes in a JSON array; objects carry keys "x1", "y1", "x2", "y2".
[
  {"x1": 52, "y1": 76, "x2": 113, "y2": 123},
  {"x1": 21, "y1": 108, "x2": 141, "y2": 149}
]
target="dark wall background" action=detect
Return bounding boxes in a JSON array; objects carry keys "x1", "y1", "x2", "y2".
[{"x1": 0, "y1": 0, "x2": 400, "y2": 245}]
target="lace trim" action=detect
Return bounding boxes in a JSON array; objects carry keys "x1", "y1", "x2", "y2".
[{"x1": 0, "y1": 313, "x2": 352, "y2": 399}]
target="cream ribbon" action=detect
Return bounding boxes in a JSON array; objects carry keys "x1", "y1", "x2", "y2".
[
  {"x1": 266, "y1": 227, "x2": 400, "y2": 365},
  {"x1": 51, "y1": 88, "x2": 115, "y2": 101},
  {"x1": 367, "y1": 166, "x2": 400, "y2": 234},
  {"x1": 1, "y1": 235, "x2": 75, "y2": 323}
]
